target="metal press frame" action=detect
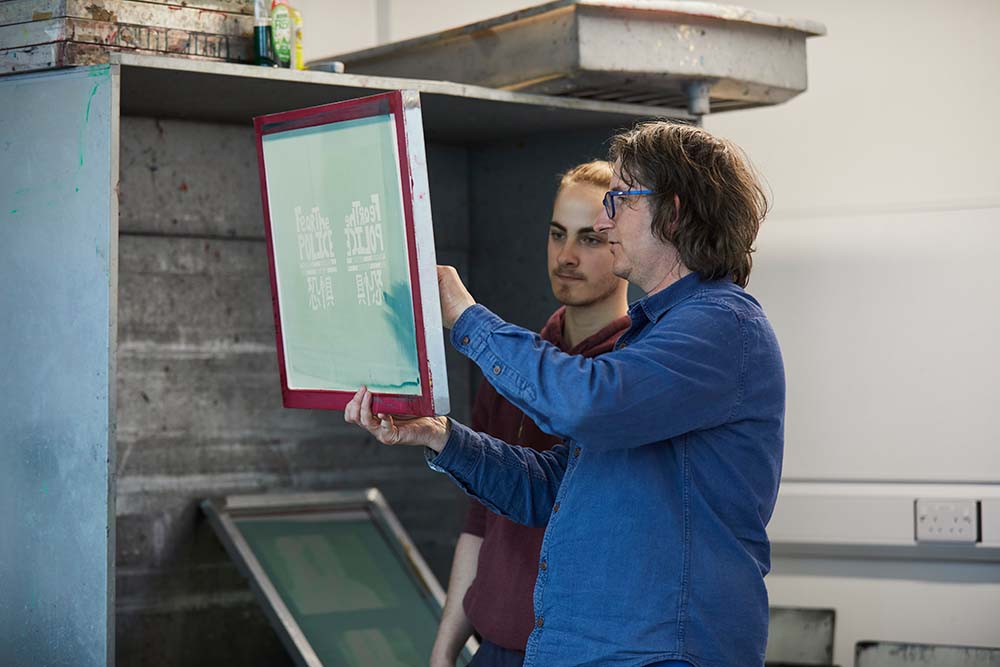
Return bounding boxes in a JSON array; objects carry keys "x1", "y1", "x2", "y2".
[{"x1": 202, "y1": 488, "x2": 478, "y2": 667}]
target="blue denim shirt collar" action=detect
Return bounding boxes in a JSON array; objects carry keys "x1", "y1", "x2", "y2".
[{"x1": 631, "y1": 271, "x2": 712, "y2": 325}]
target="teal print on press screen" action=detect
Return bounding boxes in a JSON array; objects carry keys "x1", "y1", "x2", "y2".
[
  {"x1": 262, "y1": 115, "x2": 420, "y2": 394},
  {"x1": 236, "y1": 515, "x2": 445, "y2": 666}
]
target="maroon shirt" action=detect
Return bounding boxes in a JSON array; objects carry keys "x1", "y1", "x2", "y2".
[{"x1": 460, "y1": 306, "x2": 630, "y2": 651}]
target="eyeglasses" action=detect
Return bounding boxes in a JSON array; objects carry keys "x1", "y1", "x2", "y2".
[{"x1": 603, "y1": 189, "x2": 653, "y2": 219}]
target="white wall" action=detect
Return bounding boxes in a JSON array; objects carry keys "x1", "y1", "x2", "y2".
[
  {"x1": 705, "y1": 0, "x2": 1000, "y2": 662},
  {"x1": 706, "y1": 0, "x2": 1000, "y2": 215},
  {"x1": 294, "y1": 0, "x2": 380, "y2": 59},
  {"x1": 293, "y1": 0, "x2": 1000, "y2": 663}
]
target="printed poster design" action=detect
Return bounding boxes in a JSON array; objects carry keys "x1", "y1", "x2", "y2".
[{"x1": 262, "y1": 115, "x2": 421, "y2": 393}]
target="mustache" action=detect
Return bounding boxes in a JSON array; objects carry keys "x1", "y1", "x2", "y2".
[{"x1": 553, "y1": 270, "x2": 586, "y2": 280}]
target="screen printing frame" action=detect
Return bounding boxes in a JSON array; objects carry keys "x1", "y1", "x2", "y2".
[
  {"x1": 202, "y1": 488, "x2": 477, "y2": 667},
  {"x1": 254, "y1": 90, "x2": 449, "y2": 416}
]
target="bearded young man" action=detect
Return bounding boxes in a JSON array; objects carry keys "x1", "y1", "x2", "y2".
[
  {"x1": 430, "y1": 161, "x2": 630, "y2": 667},
  {"x1": 346, "y1": 122, "x2": 785, "y2": 667}
]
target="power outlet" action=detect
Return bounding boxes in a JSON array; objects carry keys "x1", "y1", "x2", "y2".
[{"x1": 915, "y1": 499, "x2": 980, "y2": 543}]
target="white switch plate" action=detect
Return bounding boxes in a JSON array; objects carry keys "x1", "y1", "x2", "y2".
[{"x1": 914, "y1": 499, "x2": 980, "y2": 543}]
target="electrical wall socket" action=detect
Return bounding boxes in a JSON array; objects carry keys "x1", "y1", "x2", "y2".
[{"x1": 914, "y1": 499, "x2": 980, "y2": 543}]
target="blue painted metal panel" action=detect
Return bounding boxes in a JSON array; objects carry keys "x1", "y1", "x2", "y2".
[{"x1": 0, "y1": 65, "x2": 116, "y2": 667}]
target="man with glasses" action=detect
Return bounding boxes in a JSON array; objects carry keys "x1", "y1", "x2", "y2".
[
  {"x1": 346, "y1": 122, "x2": 785, "y2": 667},
  {"x1": 431, "y1": 160, "x2": 630, "y2": 667}
]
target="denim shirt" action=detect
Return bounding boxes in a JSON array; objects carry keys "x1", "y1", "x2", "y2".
[{"x1": 428, "y1": 272, "x2": 785, "y2": 667}]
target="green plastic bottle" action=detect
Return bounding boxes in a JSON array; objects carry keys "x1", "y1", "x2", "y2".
[{"x1": 271, "y1": 1, "x2": 292, "y2": 68}]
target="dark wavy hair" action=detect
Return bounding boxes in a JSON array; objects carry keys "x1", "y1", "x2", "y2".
[{"x1": 608, "y1": 122, "x2": 769, "y2": 288}]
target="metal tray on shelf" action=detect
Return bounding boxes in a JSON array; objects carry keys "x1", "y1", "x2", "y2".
[{"x1": 311, "y1": 1, "x2": 825, "y2": 115}]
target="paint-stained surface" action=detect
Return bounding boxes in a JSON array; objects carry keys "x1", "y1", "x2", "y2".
[
  {"x1": 0, "y1": 0, "x2": 253, "y2": 74},
  {"x1": 856, "y1": 641, "x2": 1000, "y2": 666},
  {"x1": 114, "y1": 117, "x2": 473, "y2": 666},
  {"x1": 0, "y1": 65, "x2": 115, "y2": 667},
  {"x1": 765, "y1": 607, "x2": 835, "y2": 665}
]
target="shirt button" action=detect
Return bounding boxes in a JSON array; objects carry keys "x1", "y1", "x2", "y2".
[
  {"x1": 552, "y1": 502, "x2": 560, "y2": 513},
  {"x1": 574, "y1": 447, "x2": 581, "y2": 457},
  {"x1": 536, "y1": 616, "x2": 544, "y2": 628},
  {"x1": 620, "y1": 342, "x2": 628, "y2": 349},
  {"x1": 492, "y1": 365, "x2": 501, "y2": 375},
  {"x1": 461, "y1": 335, "x2": 470, "y2": 345},
  {"x1": 539, "y1": 560, "x2": 547, "y2": 571}
]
